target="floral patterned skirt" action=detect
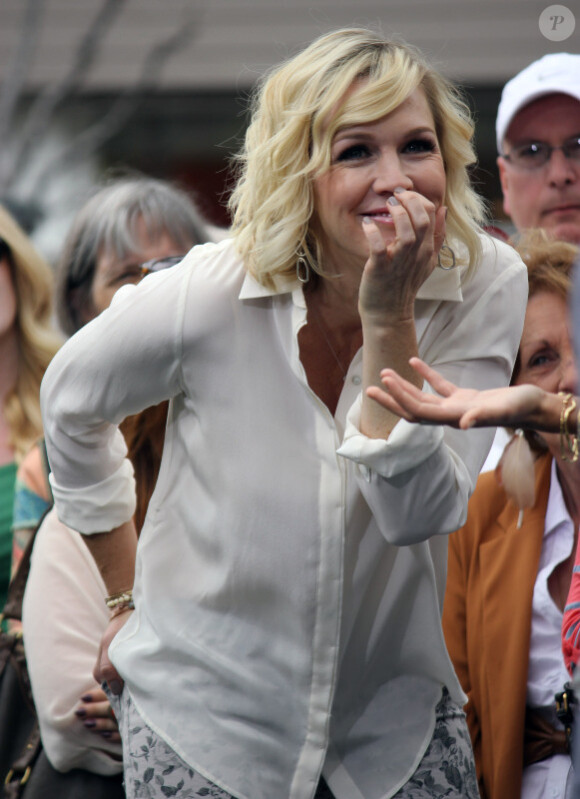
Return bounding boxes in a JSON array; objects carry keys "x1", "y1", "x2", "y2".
[
  {"x1": 392, "y1": 688, "x2": 479, "y2": 799},
  {"x1": 110, "y1": 687, "x2": 478, "y2": 799}
]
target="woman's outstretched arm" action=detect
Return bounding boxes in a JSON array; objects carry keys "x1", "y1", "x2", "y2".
[{"x1": 367, "y1": 357, "x2": 572, "y2": 433}]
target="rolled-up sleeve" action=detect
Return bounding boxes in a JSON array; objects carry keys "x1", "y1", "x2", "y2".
[
  {"x1": 338, "y1": 237, "x2": 528, "y2": 545},
  {"x1": 41, "y1": 260, "x2": 191, "y2": 534}
]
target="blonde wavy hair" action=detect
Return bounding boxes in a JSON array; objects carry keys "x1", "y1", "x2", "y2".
[
  {"x1": 0, "y1": 205, "x2": 62, "y2": 461},
  {"x1": 229, "y1": 27, "x2": 486, "y2": 287}
]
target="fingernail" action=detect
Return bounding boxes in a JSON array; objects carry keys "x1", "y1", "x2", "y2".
[
  {"x1": 362, "y1": 216, "x2": 373, "y2": 224},
  {"x1": 393, "y1": 186, "x2": 406, "y2": 194},
  {"x1": 80, "y1": 695, "x2": 93, "y2": 702},
  {"x1": 75, "y1": 708, "x2": 87, "y2": 718},
  {"x1": 83, "y1": 720, "x2": 96, "y2": 729},
  {"x1": 109, "y1": 680, "x2": 122, "y2": 696},
  {"x1": 101, "y1": 731, "x2": 112, "y2": 739},
  {"x1": 387, "y1": 196, "x2": 400, "y2": 206}
]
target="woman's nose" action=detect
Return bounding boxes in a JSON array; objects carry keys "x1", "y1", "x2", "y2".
[{"x1": 372, "y1": 153, "x2": 413, "y2": 194}]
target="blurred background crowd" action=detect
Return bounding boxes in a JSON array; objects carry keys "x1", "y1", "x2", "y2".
[{"x1": 0, "y1": 0, "x2": 573, "y2": 258}]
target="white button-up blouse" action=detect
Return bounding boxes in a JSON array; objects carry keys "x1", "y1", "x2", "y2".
[{"x1": 41, "y1": 234, "x2": 527, "y2": 799}]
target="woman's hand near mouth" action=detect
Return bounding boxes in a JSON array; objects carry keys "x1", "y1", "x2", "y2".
[
  {"x1": 357, "y1": 187, "x2": 446, "y2": 439},
  {"x1": 358, "y1": 187, "x2": 446, "y2": 324}
]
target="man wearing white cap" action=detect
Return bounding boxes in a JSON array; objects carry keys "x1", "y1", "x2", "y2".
[{"x1": 496, "y1": 52, "x2": 580, "y2": 244}]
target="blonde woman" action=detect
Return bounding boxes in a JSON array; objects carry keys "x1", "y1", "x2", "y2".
[
  {"x1": 41, "y1": 29, "x2": 527, "y2": 799},
  {"x1": 0, "y1": 205, "x2": 61, "y2": 609}
]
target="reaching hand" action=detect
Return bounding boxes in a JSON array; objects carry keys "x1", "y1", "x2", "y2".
[{"x1": 367, "y1": 357, "x2": 554, "y2": 431}]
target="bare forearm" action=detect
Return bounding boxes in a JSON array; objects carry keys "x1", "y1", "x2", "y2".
[
  {"x1": 80, "y1": 520, "x2": 137, "y2": 596},
  {"x1": 360, "y1": 318, "x2": 420, "y2": 438}
]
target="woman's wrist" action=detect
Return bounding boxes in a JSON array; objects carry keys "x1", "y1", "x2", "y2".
[
  {"x1": 537, "y1": 389, "x2": 563, "y2": 432},
  {"x1": 360, "y1": 309, "x2": 415, "y2": 333},
  {"x1": 109, "y1": 604, "x2": 135, "y2": 621},
  {"x1": 105, "y1": 588, "x2": 134, "y2": 617}
]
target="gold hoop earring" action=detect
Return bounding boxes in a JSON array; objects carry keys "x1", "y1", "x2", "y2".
[{"x1": 437, "y1": 243, "x2": 456, "y2": 271}]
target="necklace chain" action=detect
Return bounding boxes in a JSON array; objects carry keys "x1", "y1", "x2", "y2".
[{"x1": 310, "y1": 305, "x2": 348, "y2": 381}]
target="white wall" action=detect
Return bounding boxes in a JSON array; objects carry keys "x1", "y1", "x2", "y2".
[{"x1": 1, "y1": 0, "x2": 577, "y2": 91}]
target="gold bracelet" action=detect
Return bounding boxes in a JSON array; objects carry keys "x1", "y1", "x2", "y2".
[
  {"x1": 559, "y1": 392, "x2": 579, "y2": 463},
  {"x1": 110, "y1": 601, "x2": 135, "y2": 619},
  {"x1": 105, "y1": 589, "x2": 134, "y2": 609}
]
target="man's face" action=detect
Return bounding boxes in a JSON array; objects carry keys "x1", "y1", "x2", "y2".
[{"x1": 497, "y1": 93, "x2": 580, "y2": 243}]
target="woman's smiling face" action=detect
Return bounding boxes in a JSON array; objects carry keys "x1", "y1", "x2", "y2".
[{"x1": 312, "y1": 88, "x2": 446, "y2": 272}]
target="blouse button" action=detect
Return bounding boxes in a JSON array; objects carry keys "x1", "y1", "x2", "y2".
[{"x1": 351, "y1": 375, "x2": 361, "y2": 386}]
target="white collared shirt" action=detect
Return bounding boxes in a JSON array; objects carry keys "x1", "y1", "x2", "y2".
[
  {"x1": 523, "y1": 461, "x2": 575, "y2": 799},
  {"x1": 41, "y1": 235, "x2": 527, "y2": 799}
]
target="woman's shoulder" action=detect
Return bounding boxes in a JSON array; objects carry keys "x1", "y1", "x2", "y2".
[
  {"x1": 475, "y1": 230, "x2": 526, "y2": 277},
  {"x1": 108, "y1": 238, "x2": 245, "y2": 338},
  {"x1": 183, "y1": 237, "x2": 244, "y2": 283},
  {"x1": 168, "y1": 237, "x2": 247, "y2": 309},
  {"x1": 452, "y1": 231, "x2": 527, "y2": 315}
]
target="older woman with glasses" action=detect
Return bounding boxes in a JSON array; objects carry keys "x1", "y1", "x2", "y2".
[{"x1": 20, "y1": 175, "x2": 214, "y2": 782}]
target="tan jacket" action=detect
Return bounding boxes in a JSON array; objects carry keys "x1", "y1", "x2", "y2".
[{"x1": 442, "y1": 454, "x2": 552, "y2": 799}]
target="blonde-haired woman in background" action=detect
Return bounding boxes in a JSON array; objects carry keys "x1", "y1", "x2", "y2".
[
  {"x1": 41, "y1": 28, "x2": 527, "y2": 799},
  {"x1": 0, "y1": 204, "x2": 61, "y2": 610}
]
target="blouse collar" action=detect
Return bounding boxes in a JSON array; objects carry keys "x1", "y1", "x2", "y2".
[{"x1": 238, "y1": 257, "x2": 464, "y2": 304}]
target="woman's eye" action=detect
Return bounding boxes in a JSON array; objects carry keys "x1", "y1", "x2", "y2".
[
  {"x1": 528, "y1": 350, "x2": 556, "y2": 369},
  {"x1": 403, "y1": 138, "x2": 436, "y2": 155},
  {"x1": 335, "y1": 143, "x2": 371, "y2": 162},
  {"x1": 111, "y1": 268, "x2": 142, "y2": 286}
]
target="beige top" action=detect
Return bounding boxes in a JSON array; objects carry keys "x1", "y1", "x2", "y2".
[{"x1": 22, "y1": 508, "x2": 123, "y2": 775}]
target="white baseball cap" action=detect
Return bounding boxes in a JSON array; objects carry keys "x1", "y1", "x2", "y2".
[{"x1": 496, "y1": 52, "x2": 580, "y2": 152}]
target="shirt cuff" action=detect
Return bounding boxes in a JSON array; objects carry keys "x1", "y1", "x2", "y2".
[
  {"x1": 49, "y1": 459, "x2": 136, "y2": 534},
  {"x1": 337, "y1": 390, "x2": 444, "y2": 478}
]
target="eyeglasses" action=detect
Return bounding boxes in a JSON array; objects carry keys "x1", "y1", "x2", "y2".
[
  {"x1": 502, "y1": 135, "x2": 580, "y2": 171},
  {"x1": 140, "y1": 255, "x2": 185, "y2": 277}
]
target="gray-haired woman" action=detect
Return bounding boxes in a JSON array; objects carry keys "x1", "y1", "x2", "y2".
[{"x1": 19, "y1": 174, "x2": 215, "y2": 780}]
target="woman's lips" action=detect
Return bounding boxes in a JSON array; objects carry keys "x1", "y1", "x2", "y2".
[{"x1": 361, "y1": 211, "x2": 393, "y2": 222}]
